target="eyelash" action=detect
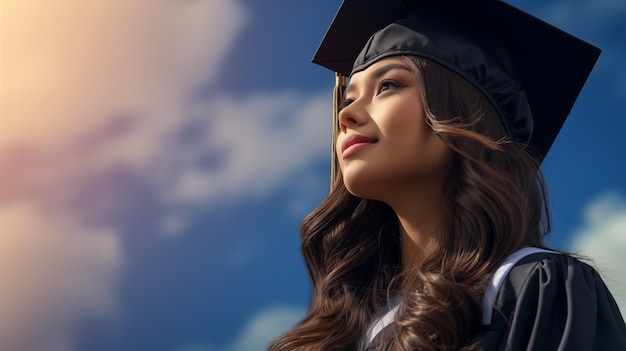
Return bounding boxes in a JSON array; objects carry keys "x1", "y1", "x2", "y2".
[
  {"x1": 338, "y1": 79, "x2": 406, "y2": 113},
  {"x1": 377, "y1": 79, "x2": 404, "y2": 94}
]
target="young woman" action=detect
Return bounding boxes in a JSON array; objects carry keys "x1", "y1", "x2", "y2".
[{"x1": 269, "y1": 1, "x2": 626, "y2": 350}]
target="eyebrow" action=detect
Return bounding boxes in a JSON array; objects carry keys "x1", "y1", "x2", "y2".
[{"x1": 344, "y1": 63, "x2": 412, "y2": 97}]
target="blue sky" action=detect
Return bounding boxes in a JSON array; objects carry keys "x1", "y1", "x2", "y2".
[{"x1": 1, "y1": 0, "x2": 625, "y2": 350}]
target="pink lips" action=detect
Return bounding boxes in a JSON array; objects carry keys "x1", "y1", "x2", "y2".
[{"x1": 341, "y1": 134, "x2": 377, "y2": 158}]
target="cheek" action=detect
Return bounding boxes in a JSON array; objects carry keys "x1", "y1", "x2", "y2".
[
  {"x1": 335, "y1": 136, "x2": 345, "y2": 170},
  {"x1": 424, "y1": 137, "x2": 453, "y2": 173},
  {"x1": 388, "y1": 114, "x2": 452, "y2": 175},
  {"x1": 378, "y1": 99, "x2": 424, "y2": 133},
  {"x1": 383, "y1": 110, "x2": 429, "y2": 151}
]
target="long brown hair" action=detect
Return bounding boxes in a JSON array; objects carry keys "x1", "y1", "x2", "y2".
[{"x1": 268, "y1": 56, "x2": 551, "y2": 351}]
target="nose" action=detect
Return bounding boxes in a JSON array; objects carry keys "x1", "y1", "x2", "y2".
[{"x1": 338, "y1": 100, "x2": 367, "y2": 132}]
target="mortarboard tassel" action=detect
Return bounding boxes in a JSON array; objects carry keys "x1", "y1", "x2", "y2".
[{"x1": 331, "y1": 72, "x2": 346, "y2": 188}]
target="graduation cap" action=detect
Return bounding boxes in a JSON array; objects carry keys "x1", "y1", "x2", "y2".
[{"x1": 313, "y1": 0, "x2": 600, "y2": 181}]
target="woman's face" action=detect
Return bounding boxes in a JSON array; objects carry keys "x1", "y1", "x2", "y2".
[{"x1": 337, "y1": 56, "x2": 452, "y2": 201}]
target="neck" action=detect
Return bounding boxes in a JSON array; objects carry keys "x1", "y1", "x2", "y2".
[{"x1": 386, "y1": 183, "x2": 446, "y2": 272}]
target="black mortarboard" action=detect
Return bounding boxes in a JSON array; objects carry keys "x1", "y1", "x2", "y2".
[{"x1": 313, "y1": 0, "x2": 600, "y2": 179}]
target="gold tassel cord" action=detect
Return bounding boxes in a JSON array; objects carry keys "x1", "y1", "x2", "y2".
[{"x1": 331, "y1": 72, "x2": 346, "y2": 189}]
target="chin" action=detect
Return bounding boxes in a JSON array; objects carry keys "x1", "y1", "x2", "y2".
[
  {"x1": 341, "y1": 161, "x2": 401, "y2": 201},
  {"x1": 342, "y1": 173, "x2": 387, "y2": 202}
]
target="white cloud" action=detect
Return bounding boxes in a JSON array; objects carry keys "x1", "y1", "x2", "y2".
[
  {"x1": 1, "y1": 0, "x2": 330, "y2": 211},
  {"x1": 157, "y1": 92, "x2": 330, "y2": 207},
  {"x1": 284, "y1": 171, "x2": 329, "y2": 219},
  {"x1": 228, "y1": 306, "x2": 306, "y2": 351},
  {"x1": 0, "y1": 0, "x2": 258, "y2": 350},
  {"x1": 0, "y1": 202, "x2": 122, "y2": 351},
  {"x1": 570, "y1": 192, "x2": 626, "y2": 314},
  {"x1": 1, "y1": 0, "x2": 247, "y2": 151},
  {"x1": 1, "y1": 0, "x2": 328, "y2": 348},
  {"x1": 158, "y1": 213, "x2": 188, "y2": 237},
  {"x1": 174, "y1": 305, "x2": 306, "y2": 351}
]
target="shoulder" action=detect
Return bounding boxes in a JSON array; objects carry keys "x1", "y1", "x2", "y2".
[
  {"x1": 479, "y1": 251, "x2": 626, "y2": 351},
  {"x1": 506, "y1": 251, "x2": 593, "y2": 297},
  {"x1": 504, "y1": 251, "x2": 618, "y2": 311}
]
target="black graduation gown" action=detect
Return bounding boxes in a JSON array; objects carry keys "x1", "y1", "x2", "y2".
[{"x1": 363, "y1": 253, "x2": 626, "y2": 350}]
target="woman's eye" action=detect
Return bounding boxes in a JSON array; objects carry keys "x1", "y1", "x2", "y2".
[{"x1": 377, "y1": 80, "x2": 403, "y2": 94}]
